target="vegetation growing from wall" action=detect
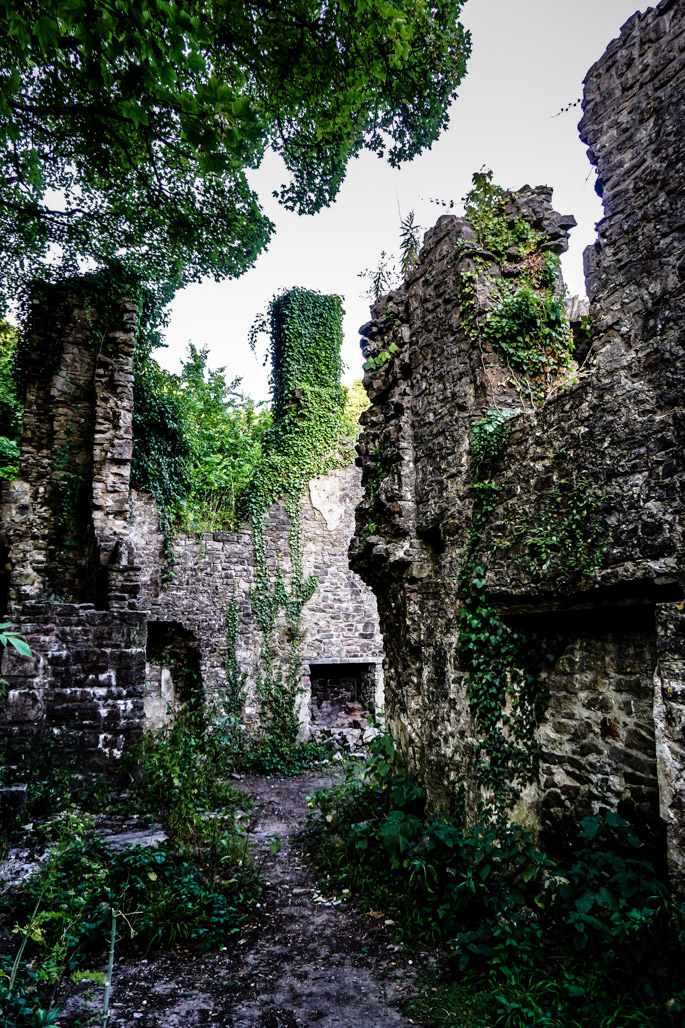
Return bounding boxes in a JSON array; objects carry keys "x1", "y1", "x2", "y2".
[
  {"x1": 308, "y1": 734, "x2": 685, "y2": 1028},
  {"x1": 359, "y1": 210, "x2": 423, "y2": 301},
  {"x1": 515, "y1": 479, "x2": 606, "y2": 580},
  {"x1": 0, "y1": 322, "x2": 21, "y2": 479},
  {"x1": 464, "y1": 168, "x2": 536, "y2": 262},
  {"x1": 233, "y1": 289, "x2": 357, "y2": 769},
  {"x1": 135, "y1": 288, "x2": 359, "y2": 550},
  {"x1": 246, "y1": 288, "x2": 355, "y2": 509},
  {"x1": 459, "y1": 412, "x2": 606, "y2": 818},
  {"x1": 482, "y1": 285, "x2": 572, "y2": 394},
  {"x1": 235, "y1": 498, "x2": 321, "y2": 773},
  {"x1": 458, "y1": 170, "x2": 575, "y2": 407},
  {"x1": 460, "y1": 411, "x2": 562, "y2": 817}
]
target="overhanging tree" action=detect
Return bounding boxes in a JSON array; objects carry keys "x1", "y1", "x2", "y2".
[{"x1": 0, "y1": 0, "x2": 470, "y2": 305}]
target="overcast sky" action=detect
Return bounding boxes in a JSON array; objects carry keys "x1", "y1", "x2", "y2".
[{"x1": 161, "y1": 0, "x2": 643, "y2": 402}]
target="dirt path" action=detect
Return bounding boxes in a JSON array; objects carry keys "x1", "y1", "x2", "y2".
[{"x1": 81, "y1": 773, "x2": 421, "y2": 1028}]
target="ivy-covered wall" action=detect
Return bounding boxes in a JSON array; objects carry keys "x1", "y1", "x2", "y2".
[
  {"x1": 350, "y1": 0, "x2": 685, "y2": 886},
  {"x1": 128, "y1": 465, "x2": 383, "y2": 740},
  {"x1": 0, "y1": 281, "x2": 383, "y2": 763}
]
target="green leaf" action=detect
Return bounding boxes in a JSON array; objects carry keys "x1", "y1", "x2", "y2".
[
  {"x1": 9, "y1": 635, "x2": 33, "y2": 657},
  {"x1": 0, "y1": 0, "x2": 471, "y2": 302},
  {"x1": 581, "y1": 816, "x2": 600, "y2": 841}
]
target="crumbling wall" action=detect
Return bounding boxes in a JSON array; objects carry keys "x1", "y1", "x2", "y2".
[
  {"x1": 0, "y1": 295, "x2": 138, "y2": 610},
  {"x1": 0, "y1": 292, "x2": 146, "y2": 766},
  {"x1": 580, "y1": 0, "x2": 685, "y2": 883},
  {"x1": 129, "y1": 464, "x2": 384, "y2": 743},
  {"x1": 350, "y1": 0, "x2": 684, "y2": 881},
  {"x1": 0, "y1": 279, "x2": 384, "y2": 761}
]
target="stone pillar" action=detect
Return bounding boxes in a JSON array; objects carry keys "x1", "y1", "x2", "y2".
[
  {"x1": 0, "y1": 288, "x2": 139, "y2": 609},
  {"x1": 91, "y1": 301, "x2": 138, "y2": 569},
  {"x1": 654, "y1": 604, "x2": 685, "y2": 889}
]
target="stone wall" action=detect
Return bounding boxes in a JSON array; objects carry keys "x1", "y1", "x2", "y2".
[
  {"x1": 1, "y1": 603, "x2": 146, "y2": 764},
  {"x1": 0, "y1": 283, "x2": 382, "y2": 763},
  {"x1": 0, "y1": 293, "x2": 147, "y2": 767},
  {"x1": 350, "y1": 0, "x2": 685, "y2": 883},
  {"x1": 0, "y1": 294, "x2": 138, "y2": 610},
  {"x1": 128, "y1": 464, "x2": 384, "y2": 743},
  {"x1": 538, "y1": 618, "x2": 659, "y2": 838}
]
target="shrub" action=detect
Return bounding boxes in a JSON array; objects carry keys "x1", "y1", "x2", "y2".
[{"x1": 308, "y1": 734, "x2": 685, "y2": 1025}]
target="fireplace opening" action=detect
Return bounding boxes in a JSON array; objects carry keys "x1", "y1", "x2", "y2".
[{"x1": 309, "y1": 662, "x2": 381, "y2": 748}]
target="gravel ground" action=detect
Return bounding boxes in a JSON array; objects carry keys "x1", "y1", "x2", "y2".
[{"x1": 55, "y1": 771, "x2": 423, "y2": 1028}]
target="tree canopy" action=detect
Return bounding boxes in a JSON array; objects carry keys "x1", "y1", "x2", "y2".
[
  {"x1": 131, "y1": 295, "x2": 365, "y2": 543},
  {"x1": 0, "y1": 0, "x2": 470, "y2": 306}
]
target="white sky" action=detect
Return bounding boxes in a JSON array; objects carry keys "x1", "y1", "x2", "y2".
[{"x1": 161, "y1": 0, "x2": 643, "y2": 402}]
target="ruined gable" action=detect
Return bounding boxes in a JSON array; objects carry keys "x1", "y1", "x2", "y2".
[
  {"x1": 350, "y1": 0, "x2": 685, "y2": 882},
  {"x1": 0, "y1": 292, "x2": 383, "y2": 766}
]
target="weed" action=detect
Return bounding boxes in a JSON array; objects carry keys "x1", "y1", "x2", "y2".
[
  {"x1": 0, "y1": 709, "x2": 261, "y2": 1024},
  {"x1": 309, "y1": 733, "x2": 685, "y2": 1027}
]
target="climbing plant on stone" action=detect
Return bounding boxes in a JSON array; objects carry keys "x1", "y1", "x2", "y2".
[
  {"x1": 238, "y1": 289, "x2": 354, "y2": 760},
  {"x1": 458, "y1": 170, "x2": 575, "y2": 407},
  {"x1": 481, "y1": 285, "x2": 573, "y2": 402},
  {"x1": 460, "y1": 411, "x2": 563, "y2": 819},
  {"x1": 514, "y1": 479, "x2": 606, "y2": 581},
  {"x1": 247, "y1": 287, "x2": 354, "y2": 509},
  {"x1": 464, "y1": 168, "x2": 536, "y2": 262}
]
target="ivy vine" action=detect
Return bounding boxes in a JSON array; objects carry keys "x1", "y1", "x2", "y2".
[
  {"x1": 458, "y1": 170, "x2": 574, "y2": 408},
  {"x1": 481, "y1": 284, "x2": 572, "y2": 403},
  {"x1": 514, "y1": 480, "x2": 606, "y2": 580},
  {"x1": 459, "y1": 411, "x2": 563, "y2": 819},
  {"x1": 229, "y1": 289, "x2": 355, "y2": 755},
  {"x1": 459, "y1": 409, "x2": 605, "y2": 817},
  {"x1": 246, "y1": 287, "x2": 356, "y2": 511}
]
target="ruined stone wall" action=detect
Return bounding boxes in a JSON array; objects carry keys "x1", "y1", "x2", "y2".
[
  {"x1": 0, "y1": 294, "x2": 146, "y2": 767},
  {"x1": 0, "y1": 279, "x2": 383, "y2": 760},
  {"x1": 1, "y1": 603, "x2": 146, "y2": 764},
  {"x1": 0, "y1": 295, "x2": 139, "y2": 610},
  {"x1": 128, "y1": 464, "x2": 384, "y2": 740},
  {"x1": 350, "y1": 0, "x2": 685, "y2": 882},
  {"x1": 538, "y1": 621, "x2": 659, "y2": 837}
]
